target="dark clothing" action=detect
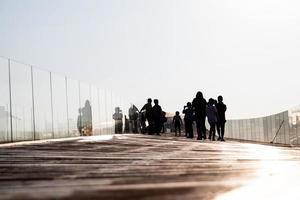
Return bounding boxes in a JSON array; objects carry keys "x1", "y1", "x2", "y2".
[
  {"x1": 152, "y1": 105, "x2": 162, "y2": 135},
  {"x1": 174, "y1": 121, "x2": 181, "y2": 136},
  {"x1": 183, "y1": 108, "x2": 194, "y2": 138},
  {"x1": 77, "y1": 115, "x2": 83, "y2": 136},
  {"x1": 139, "y1": 112, "x2": 147, "y2": 134},
  {"x1": 192, "y1": 97, "x2": 207, "y2": 140},
  {"x1": 173, "y1": 115, "x2": 183, "y2": 136},
  {"x1": 208, "y1": 122, "x2": 216, "y2": 140},
  {"x1": 173, "y1": 115, "x2": 182, "y2": 123},
  {"x1": 152, "y1": 105, "x2": 162, "y2": 119},
  {"x1": 183, "y1": 108, "x2": 193, "y2": 122},
  {"x1": 141, "y1": 103, "x2": 153, "y2": 118},
  {"x1": 216, "y1": 102, "x2": 227, "y2": 140},
  {"x1": 141, "y1": 103, "x2": 153, "y2": 134},
  {"x1": 216, "y1": 102, "x2": 227, "y2": 123},
  {"x1": 114, "y1": 120, "x2": 123, "y2": 134},
  {"x1": 206, "y1": 105, "x2": 218, "y2": 123},
  {"x1": 185, "y1": 120, "x2": 193, "y2": 138},
  {"x1": 141, "y1": 103, "x2": 152, "y2": 112},
  {"x1": 192, "y1": 97, "x2": 207, "y2": 118},
  {"x1": 195, "y1": 118, "x2": 206, "y2": 140},
  {"x1": 124, "y1": 118, "x2": 130, "y2": 133},
  {"x1": 217, "y1": 121, "x2": 226, "y2": 140}
]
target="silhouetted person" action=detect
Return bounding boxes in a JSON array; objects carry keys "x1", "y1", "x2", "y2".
[
  {"x1": 173, "y1": 111, "x2": 183, "y2": 136},
  {"x1": 183, "y1": 102, "x2": 194, "y2": 138},
  {"x1": 192, "y1": 91, "x2": 207, "y2": 140},
  {"x1": 216, "y1": 95, "x2": 227, "y2": 141},
  {"x1": 124, "y1": 115, "x2": 130, "y2": 133},
  {"x1": 77, "y1": 108, "x2": 83, "y2": 136},
  {"x1": 139, "y1": 111, "x2": 147, "y2": 134},
  {"x1": 206, "y1": 98, "x2": 218, "y2": 141},
  {"x1": 113, "y1": 107, "x2": 123, "y2": 134},
  {"x1": 82, "y1": 100, "x2": 93, "y2": 136},
  {"x1": 129, "y1": 105, "x2": 139, "y2": 133},
  {"x1": 161, "y1": 111, "x2": 167, "y2": 133},
  {"x1": 152, "y1": 99, "x2": 162, "y2": 135},
  {"x1": 140, "y1": 98, "x2": 153, "y2": 134}
]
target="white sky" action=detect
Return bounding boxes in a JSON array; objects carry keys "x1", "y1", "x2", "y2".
[{"x1": 1, "y1": 0, "x2": 300, "y2": 119}]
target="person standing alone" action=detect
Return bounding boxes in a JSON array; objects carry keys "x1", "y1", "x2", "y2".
[{"x1": 216, "y1": 96, "x2": 227, "y2": 141}]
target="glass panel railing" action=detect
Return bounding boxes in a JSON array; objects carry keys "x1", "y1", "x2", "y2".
[
  {"x1": 32, "y1": 68, "x2": 53, "y2": 140},
  {"x1": 66, "y1": 78, "x2": 81, "y2": 137},
  {"x1": 0, "y1": 58, "x2": 11, "y2": 143},
  {"x1": 52, "y1": 73, "x2": 68, "y2": 138},
  {"x1": 10, "y1": 61, "x2": 34, "y2": 142}
]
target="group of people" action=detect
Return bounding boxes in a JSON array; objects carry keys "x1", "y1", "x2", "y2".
[
  {"x1": 173, "y1": 91, "x2": 227, "y2": 141},
  {"x1": 140, "y1": 98, "x2": 167, "y2": 135},
  {"x1": 114, "y1": 91, "x2": 227, "y2": 141}
]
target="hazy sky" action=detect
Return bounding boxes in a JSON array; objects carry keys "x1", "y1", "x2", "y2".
[{"x1": 1, "y1": 0, "x2": 300, "y2": 119}]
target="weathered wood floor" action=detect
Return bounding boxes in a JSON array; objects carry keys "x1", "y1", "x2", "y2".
[{"x1": 1, "y1": 134, "x2": 300, "y2": 200}]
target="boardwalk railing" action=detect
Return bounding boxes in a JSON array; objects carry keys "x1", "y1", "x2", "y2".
[
  {"x1": 226, "y1": 107, "x2": 300, "y2": 145},
  {"x1": 0, "y1": 57, "x2": 128, "y2": 143}
]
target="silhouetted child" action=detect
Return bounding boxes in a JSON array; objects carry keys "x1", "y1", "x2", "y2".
[
  {"x1": 161, "y1": 111, "x2": 167, "y2": 133},
  {"x1": 206, "y1": 98, "x2": 218, "y2": 141},
  {"x1": 173, "y1": 111, "x2": 183, "y2": 136},
  {"x1": 183, "y1": 102, "x2": 194, "y2": 138}
]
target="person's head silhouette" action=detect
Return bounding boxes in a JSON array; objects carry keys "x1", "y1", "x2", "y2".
[
  {"x1": 196, "y1": 91, "x2": 203, "y2": 99},
  {"x1": 218, "y1": 95, "x2": 223, "y2": 103},
  {"x1": 208, "y1": 98, "x2": 214, "y2": 105},
  {"x1": 214, "y1": 99, "x2": 217, "y2": 105},
  {"x1": 176, "y1": 111, "x2": 179, "y2": 116},
  {"x1": 115, "y1": 107, "x2": 121, "y2": 113},
  {"x1": 154, "y1": 99, "x2": 159, "y2": 105},
  {"x1": 187, "y1": 102, "x2": 192, "y2": 108},
  {"x1": 85, "y1": 100, "x2": 90, "y2": 107},
  {"x1": 147, "y1": 98, "x2": 152, "y2": 104}
]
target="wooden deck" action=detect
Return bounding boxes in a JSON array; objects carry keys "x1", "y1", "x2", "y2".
[{"x1": 1, "y1": 134, "x2": 300, "y2": 200}]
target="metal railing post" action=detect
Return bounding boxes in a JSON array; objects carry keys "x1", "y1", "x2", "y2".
[
  {"x1": 49, "y1": 72, "x2": 54, "y2": 138},
  {"x1": 8, "y1": 59, "x2": 13, "y2": 142},
  {"x1": 30, "y1": 66, "x2": 36, "y2": 140}
]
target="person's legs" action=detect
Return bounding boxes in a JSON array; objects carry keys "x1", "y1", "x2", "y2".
[
  {"x1": 211, "y1": 122, "x2": 216, "y2": 141},
  {"x1": 200, "y1": 117, "x2": 206, "y2": 139},
  {"x1": 115, "y1": 121, "x2": 118, "y2": 134},
  {"x1": 184, "y1": 120, "x2": 188, "y2": 137},
  {"x1": 195, "y1": 119, "x2": 202, "y2": 140},
  {"x1": 178, "y1": 124, "x2": 181, "y2": 136},
  {"x1": 221, "y1": 122, "x2": 225, "y2": 141},
  {"x1": 175, "y1": 122, "x2": 180, "y2": 136},
  {"x1": 133, "y1": 120, "x2": 136, "y2": 133},
  {"x1": 208, "y1": 122, "x2": 213, "y2": 139},
  {"x1": 147, "y1": 117, "x2": 154, "y2": 135},
  {"x1": 217, "y1": 122, "x2": 221, "y2": 140},
  {"x1": 187, "y1": 121, "x2": 193, "y2": 138},
  {"x1": 155, "y1": 120, "x2": 161, "y2": 135}
]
